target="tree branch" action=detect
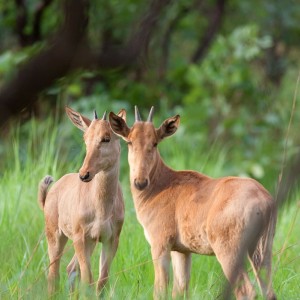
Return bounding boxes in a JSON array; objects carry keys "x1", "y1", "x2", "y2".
[
  {"x1": 0, "y1": 0, "x2": 89, "y2": 126},
  {"x1": 191, "y1": 0, "x2": 227, "y2": 64},
  {"x1": 32, "y1": 0, "x2": 54, "y2": 42},
  {"x1": 90, "y1": 0, "x2": 173, "y2": 69},
  {"x1": 15, "y1": 0, "x2": 29, "y2": 46},
  {"x1": 0, "y1": 0, "x2": 172, "y2": 127},
  {"x1": 159, "y1": 7, "x2": 188, "y2": 78},
  {"x1": 158, "y1": 2, "x2": 199, "y2": 79}
]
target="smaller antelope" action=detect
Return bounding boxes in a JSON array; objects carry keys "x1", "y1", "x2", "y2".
[
  {"x1": 109, "y1": 107, "x2": 277, "y2": 300},
  {"x1": 38, "y1": 107, "x2": 125, "y2": 295}
]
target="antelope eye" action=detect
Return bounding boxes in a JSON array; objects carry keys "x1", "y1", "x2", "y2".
[
  {"x1": 153, "y1": 143, "x2": 158, "y2": 147},
  {"x1": 101, "y1": 137, "x2": 110, "y2": 143}
]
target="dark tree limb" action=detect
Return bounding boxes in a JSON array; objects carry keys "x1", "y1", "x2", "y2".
[
  {"x1": 158, "y1": 0, "x2": 205, "y2": 79},
  {"x1": 15, "y1": 0, "x2": 54, "y2": 46},
  {"x1": 0, "y1": 0, "x2": 89, "y2": 126},
  {"x1": 127, "y1": 0, "x2": 174, "y2": 81},
  {"x1": 32, "y1": 0, "x2": 54, "y2": 42},
  {"x1": 191, "y1": 0, "x2": 227, "y2": 64},
  {"x1": 15, "y1": 0, "x2": 29, "y2": 46},
  {"x1": 0, "y1": 0, "x2": 172, "y2": 127},
  {"x1": 100, "y1": 2, "x2": 118, "y2": 53},
  {"x1": 158, "y1": 4, "x2": 194, "y2": 79}
]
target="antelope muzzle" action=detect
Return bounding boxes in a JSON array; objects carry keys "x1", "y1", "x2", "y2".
[
  {"x1": 79, "y1": 171, "x2": 92, "y2": 182},
  {"x1": 134, "y1": 178, "x2": 149, "y2": 190}
]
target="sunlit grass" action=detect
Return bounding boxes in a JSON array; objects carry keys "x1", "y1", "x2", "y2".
[{"x1": 0, "y1": 115, "x2": 299, "y2": 299}]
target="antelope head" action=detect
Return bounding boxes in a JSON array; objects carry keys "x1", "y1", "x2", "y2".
[
  {"x1": 109, "y1": 106, "x2": 180, "y2": 190},
  {"x1": 66, "y1": 106, "x2": 126, "y2": 182}
]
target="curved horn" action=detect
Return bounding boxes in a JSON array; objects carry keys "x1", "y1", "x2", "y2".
[
  {"x1": 94, "y1": 110, "x2": 98, "y2": 120},
  {"x1": 102, "y1": 111, "x2": 107, "y2": 120},
  {"x1": 147, "y1": 106, "x2": 154, "y2": 122},
  {"x1": 135, "y1": 106, "x2": 142, "y2": 122}
]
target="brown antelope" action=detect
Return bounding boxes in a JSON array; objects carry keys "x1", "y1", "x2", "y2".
[
  {"x1": 38, "y1": 106, "x2": 125, "y2": 295},
  {"x1": 109, "y1": 106, "x2": 277, "y2": 300}
]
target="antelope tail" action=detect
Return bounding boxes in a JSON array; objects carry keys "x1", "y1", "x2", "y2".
[{"x1": 38, "y1": 175, "x2": 54, "y2": 210}]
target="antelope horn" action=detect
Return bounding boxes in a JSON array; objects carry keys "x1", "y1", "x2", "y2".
[
  {"x1": 147, "y1": 106, "x2": 154, "y2": 122},
  {"x1": 135, "y1": 106, "x2": 142, "y2": 122},
  {"x1": 94, "y1": 110, "x2": 98, "y2": 120},
  {"x1": 102, "y1": 111, "x2": 107, "y2": 120}
]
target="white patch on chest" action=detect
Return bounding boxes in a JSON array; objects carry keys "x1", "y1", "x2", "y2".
[
  {"x1": 143, "y1": 228, "x2": 151, "y2": 244},
  {"x1": 91, "y1": 218, "x2": 111, "y2": 240}
]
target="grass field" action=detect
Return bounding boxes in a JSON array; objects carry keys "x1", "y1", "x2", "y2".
[{"x1": 0, "y1": 115, "x2": 299, "y2": 300}]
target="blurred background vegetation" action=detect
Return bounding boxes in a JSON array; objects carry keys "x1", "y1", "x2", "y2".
[
  {"x1": 1, "y1": 1, "x2": 300, "y2": 298},
  {"x1": 0, "y1": 0, "x2": 300, "y2": 197}
]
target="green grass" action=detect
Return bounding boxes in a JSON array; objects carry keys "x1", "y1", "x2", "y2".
[{"x1": 0, "y1": 116, "x2": 299, "y2": 300}]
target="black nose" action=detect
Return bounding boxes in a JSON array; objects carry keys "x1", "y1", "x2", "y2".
[
  {"x1": 134, "y1": 179, "x2": 148, "y2": 190},
  {"x1": 79, "y1": 172, "x2": 90, "y2": 182}
]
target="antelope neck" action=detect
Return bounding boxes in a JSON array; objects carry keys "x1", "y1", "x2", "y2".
[{"x1": 92, "y1": 161, "x2": 120, "y2": 210}]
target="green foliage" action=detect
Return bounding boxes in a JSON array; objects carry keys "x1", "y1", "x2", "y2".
[
  {"x1": 1, "y1": 2, "x2": 300, "y2": 296},
  {"x1": 184, "y1": 25, "x2": 272, "y2": 127},
  {"x1": 12, "y1": 22, "x2": 297, "y2": 190},
  {"x1": 0, "y1": 112, "x2": 299, "y2": 299},
  {"x1": 164, "y1": 24, "x2": 299, "y2": 186},
  {"x1": 89, "y1": 0, "x2": 143, "y2": 44},
  {"x1": 0, "y1": 43, "x2": 45, "y2": 81},
  {"x1": 263, "y1": 0, "x2": 300, "y2": 44},
  {"x1": 1, "y1": 19, "x2": 297, "y2": 190}
]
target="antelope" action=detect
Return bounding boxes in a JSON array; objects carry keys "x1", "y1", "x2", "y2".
[
  {"x1": 109, "y1": 106, "x2": 277, "y2": 300},
  {"x1": 38, "y1": 106, "x2": 125, "y2": 295}
]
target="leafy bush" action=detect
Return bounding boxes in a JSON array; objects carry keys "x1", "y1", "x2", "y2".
[{"x1": 174, "y1": 25, "x2": 298, "y2": 187}]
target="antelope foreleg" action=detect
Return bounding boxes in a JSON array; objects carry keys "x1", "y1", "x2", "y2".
[
  {"x1": 97, "y1": 236, "x2": 120, "y2": 295},
  {"x1": 73, "y1": 238, "x2": 95, "y2": 288}
]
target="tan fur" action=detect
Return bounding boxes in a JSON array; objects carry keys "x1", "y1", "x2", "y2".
[
  {"x1": 38, "y1": 107, "x2": 125, "y2": 295},
  {"x1": 109, "y1": 109, "x2": 277, "y2": 300}
]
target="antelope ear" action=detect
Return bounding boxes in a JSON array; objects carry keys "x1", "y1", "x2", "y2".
[
  {"x1": 109, "y1": 111, "x2": 130, "y2": 139},
  {"x1": 156, "y1": 115, "x2": 180, "y2": 141},
  {"x1": 117, "y1": 109, "x2": 127, "y2": 122},
  {"x1": 65, "y1": 106, "x2": 91, "y2": 132}
]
